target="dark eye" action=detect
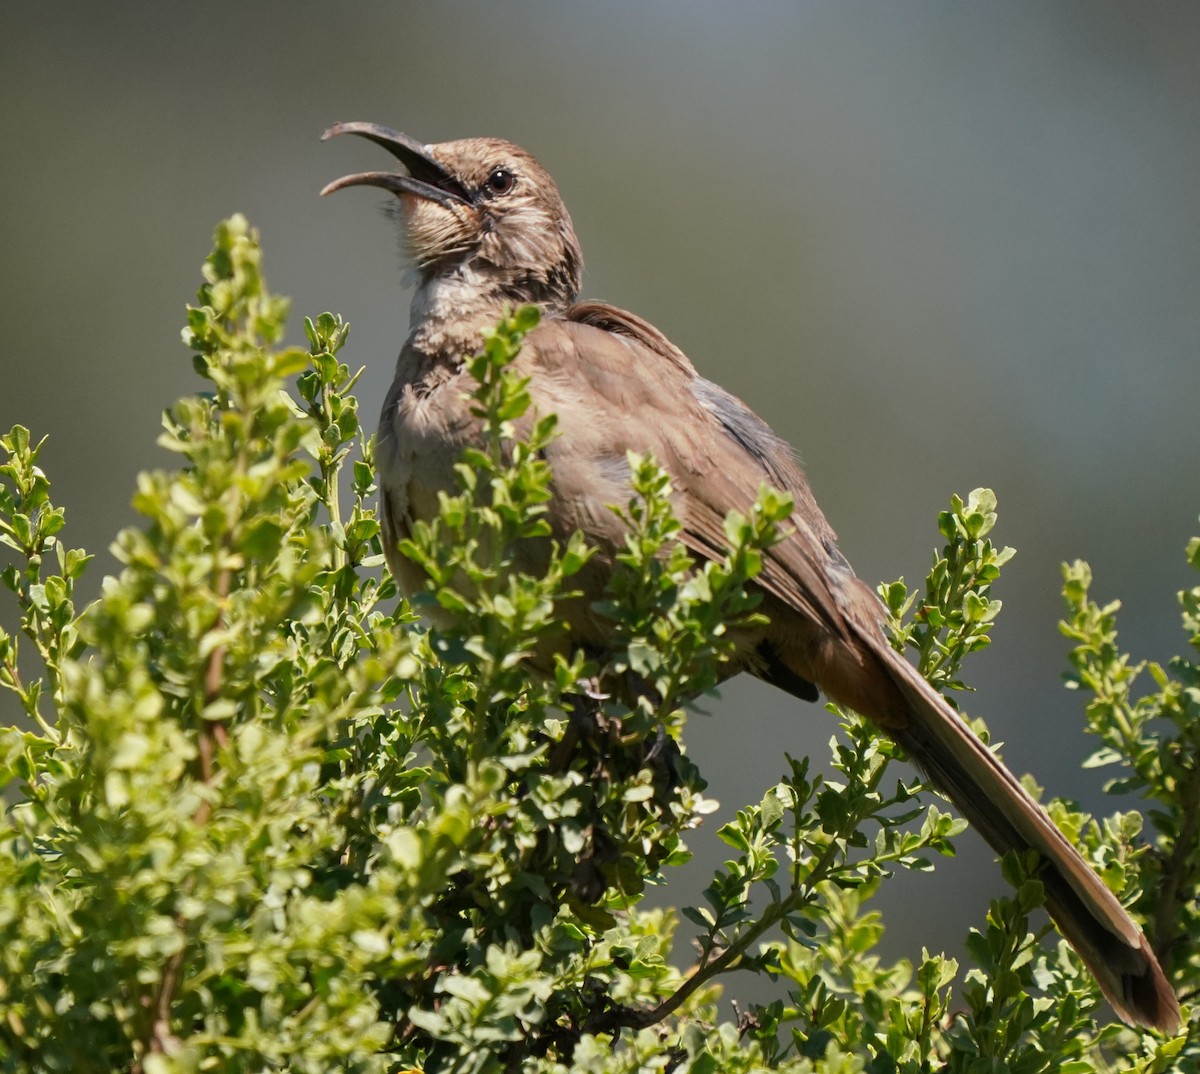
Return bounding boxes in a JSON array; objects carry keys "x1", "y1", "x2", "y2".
[{"x1": 484, "y1": 168, "x2": 516, "y2": 196}]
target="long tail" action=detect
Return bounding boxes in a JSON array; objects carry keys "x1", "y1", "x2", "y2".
[{"x1": 851, "y1": 628, "x2": 1180, "y2": 1032}]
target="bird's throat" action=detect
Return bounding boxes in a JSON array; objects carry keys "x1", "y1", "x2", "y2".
[{"x1": 407, "y1": 266, "x2": 517, "y2": 363}]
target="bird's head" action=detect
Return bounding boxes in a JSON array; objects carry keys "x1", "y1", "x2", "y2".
[{"x1": 322, "y1": 122, "x2": 583, "y2": 312}]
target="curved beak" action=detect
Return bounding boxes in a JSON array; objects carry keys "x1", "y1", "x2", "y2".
[{"x1": 320, "y1": 122, "x2": 470, "y2": 208}]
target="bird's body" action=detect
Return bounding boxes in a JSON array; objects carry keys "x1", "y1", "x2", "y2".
[
  {"x1": 323, "y1": 123, "x2": 1180, "y2": 1032},
  {"x1": 378, "y1": 302, "x2": 858, "y2": 668}
]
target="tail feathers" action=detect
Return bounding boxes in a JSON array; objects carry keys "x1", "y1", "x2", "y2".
[{"x1": 870, "y1": 635, "x2": 1180, "y2": 1033}]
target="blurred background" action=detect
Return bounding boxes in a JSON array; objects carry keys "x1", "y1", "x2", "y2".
[{"x1": 3, "y1": 3, "x2": 1198, "y2": 985}]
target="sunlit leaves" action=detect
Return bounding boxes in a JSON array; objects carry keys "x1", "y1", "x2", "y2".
[
  {"x1": 881, "y1": 487, "x2": 1016, "y2": 693},
  {"x1": 0, "y1": 218, "x2": 1193, "y2": 1073}
]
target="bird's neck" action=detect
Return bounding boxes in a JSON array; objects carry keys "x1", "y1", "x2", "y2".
[
  {"x1": 406, "y1": 262, "x2": 569, "y2": 363},
  {"x1": 406, "y1": 268, "x2": 503, "y2": 361}
]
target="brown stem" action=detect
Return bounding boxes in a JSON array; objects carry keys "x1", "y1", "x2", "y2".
[
  {"x1": 134, "y1": 949, "x2": 186, "y2": 1074},
  {"x1": 611, "y1": 725, "x2": 886, "y2": 1036},
  {"x1": 133, "y1": 567, "x2": 232, "y2": 1072},
  {"x1": 1152, "y1": 748, "x2": 1200, "y2": 966}
]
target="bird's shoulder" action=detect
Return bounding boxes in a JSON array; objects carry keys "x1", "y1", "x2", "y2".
[
  {"x1": 527, "y1": 299, "x2": 857, "y2": 635},
  {"x1": 516, "y1": 300, "x2": 697, "y2": 395},
  {"x1": 540, "y1": 301, "x2": 826, "y2": 529},
  {"x1": 562, "y1": 299, "x2": 697, "y2": 376}
]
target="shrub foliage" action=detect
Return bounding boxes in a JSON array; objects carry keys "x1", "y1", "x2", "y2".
[{"x1": 0, "y1": 217, "x2": 1195, "y2": 1072}]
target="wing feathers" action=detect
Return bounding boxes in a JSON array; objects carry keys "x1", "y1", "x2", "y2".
[{"x1": 529, "y1": 302, "x2": 1178, "y2": 1031}]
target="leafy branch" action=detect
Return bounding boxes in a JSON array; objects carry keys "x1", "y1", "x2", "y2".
[
  {"x1": 0, "y1": 217, "x2": 1194, "y2": 1074},
  {"x1": 1061, "y1": 537, "x2": 1200, "y2": 983}
]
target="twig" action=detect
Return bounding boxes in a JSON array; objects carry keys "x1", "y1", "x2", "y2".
[
  {"x1": 134, "y1": 564, "x2": 232, "y2": 1073},
  {"x1": 1153, "y1": 747, "x2": 1200, "y2": 965}
]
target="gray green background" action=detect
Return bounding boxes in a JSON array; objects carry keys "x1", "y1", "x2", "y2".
[{"x1": 3, "y1": 4, "x2": 1198, "y2": 974}]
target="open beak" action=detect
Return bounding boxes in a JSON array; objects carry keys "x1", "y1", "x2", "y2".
[{"x1": 320, "y1": 122, "x2": 470, "y2": 209}]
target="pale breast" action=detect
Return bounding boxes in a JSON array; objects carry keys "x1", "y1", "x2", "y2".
[{"x1": 379, "y1": 361, "x2": 480, "y2": 518}]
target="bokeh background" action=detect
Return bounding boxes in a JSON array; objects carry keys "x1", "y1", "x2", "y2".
[{"x1": 3, "y1": 3, "x2": 1198, "y2": 986}]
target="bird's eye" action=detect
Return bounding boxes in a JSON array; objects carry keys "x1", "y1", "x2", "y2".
[{"x1": 484, "y1": 168, "x2": 516, "y2": 196}]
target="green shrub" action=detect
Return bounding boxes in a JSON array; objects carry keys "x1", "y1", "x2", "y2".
[{"x1": 0, "y1": 216, "x2": 1194, "y2": 1072}]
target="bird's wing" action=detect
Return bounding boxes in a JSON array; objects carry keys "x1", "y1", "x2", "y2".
[{"x1": 524, "y1": 301, "x2": 859, "y2": 638}]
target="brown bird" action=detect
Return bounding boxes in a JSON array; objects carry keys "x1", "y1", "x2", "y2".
[{"x1": 321, "y1": 121, "x2": 1180, "y2": 1032}]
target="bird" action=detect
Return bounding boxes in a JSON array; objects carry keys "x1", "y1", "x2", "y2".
[{"x1": 321, "y1": 121, "x2": 1180, "y2": 1032}]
